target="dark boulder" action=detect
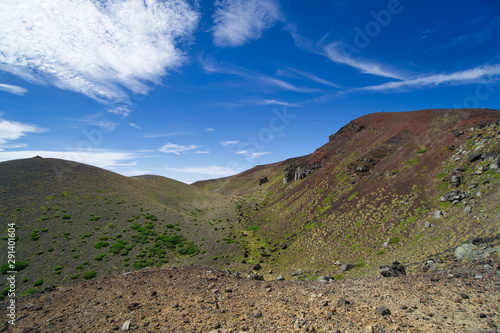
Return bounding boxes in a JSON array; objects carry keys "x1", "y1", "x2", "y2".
[
  {"x1": 259, "y1": 177, "x2": 269, "y2": 186},
  {"x1": 379, "y1": 260, "x2": 406, "y2": 277},
  {"x1": 467, "y1": 152, "x2": 482, "y2": 163}
]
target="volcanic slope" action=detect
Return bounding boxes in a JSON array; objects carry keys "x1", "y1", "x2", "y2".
[
  {"x1": 0, "y1": 158, "x2": 240, "y2": 295},
  {"x1": 194, "y1": 108, "x2": 500, "y2": 280}
]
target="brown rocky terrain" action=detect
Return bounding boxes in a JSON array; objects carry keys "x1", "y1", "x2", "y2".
[{"x1": 3, "y1": 248, "x2": 499, "y2": 333}]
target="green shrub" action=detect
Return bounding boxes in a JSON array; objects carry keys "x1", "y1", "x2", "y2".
[
  {"x1": 388, "y1": 237, "x2": 400, "y2": 244},
  {"x1": 109, "y1": 242, "x2": 125, "y2": 255},
  {"x1": 36, "y1": 251, "x2": 44, "y2": 255},
  {"x1": 70, "y1": 274, "x2": 80, "y2": 280},
  {"x1": 105, "y1": 223, "x2": 116, "y2": 229},
  {"x1": 94, "y1": 254, "x2": 105, "y2": 261},
  {"x1": 21, "y1": 289, "x2": 38, "y2": 296},
  {"x1": 0, "y1": 261, "x2": 28, "y2": 274},
  {"x1": 375, "y1": 249, "x2": 387, "y2": 255},
  {"x1": 177, "y1": 241, "x2": 199, "y2": 256},
  {"x1": 21, "y1": 277, "x2": 29, "y2": 283},
  {"x1": 94, "y1": 241, "x2": 109, "y2": 249},
  {"x1": 98, "y1": 236, "x2": 109, "y2": 241},
  {"x1": 247, "y1": 225, "x2": 260, "y2": 231},
  {"x1": 212, "y1": 256, "x2": 218, "y2": 261},
  {"x1": 62, "y1": 214, "x2": 71, "y2": 219},
  {"x1": 83, "y1": 270, "x2": 96, "y2": 280},
  {"x1": 33, "y1": 279, "x2": 43, "y2": 287},
  {"x1": 54, "y1": 265, "x2": 64, "y2": 271}
]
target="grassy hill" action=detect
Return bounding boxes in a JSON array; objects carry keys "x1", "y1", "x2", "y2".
[
  {"x1": 1, "y1": 108, "x2": 499, "y2": 296},
  {"x1": 194, "y1": 108, "x2": 500, "y2": 280},
  {"x1": 0, "y1": 158, "x2": 240, "y2": 295}
]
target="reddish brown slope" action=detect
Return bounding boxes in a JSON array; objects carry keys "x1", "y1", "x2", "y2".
[{"x1": 195, "y1": 108, "x2": 500, "y2": 279}]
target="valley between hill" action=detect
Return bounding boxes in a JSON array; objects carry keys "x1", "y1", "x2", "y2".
[{"x1": 1, "y1": 108, "x2": 500, "y2": 332}]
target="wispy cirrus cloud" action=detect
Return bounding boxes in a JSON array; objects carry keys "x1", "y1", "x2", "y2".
[
  {"x1": 220, "y1": 140, "x2": 240, "y2": 147},
  {"x1": 354, "y1": 64, "x2": 500, "y2": 93},
  {"x1": 200, "y1": 58, "x2": 321, "y2": 93},
  {"x1": 159, "y1": 142, "x2": 208, "y2": 155},
  {"x1": 0, "y1": 83, "x2": 28, "y2": 95},
  {"x1": 0, "y1": 118, "x2": 47, "y2": 146},
  {"x1": 212, "y1": 0, "x2": 281, "y2": 47},
  {"x1": 235, "y1": 150, "x2": 271, "y2": 159},
  {"x1": 283, "y1": 24, "x2": 403, "y2": 80},
  {"x1": 129, "y1": 123, "x2": 142, "y2": 130},
  {"x1": 0, "y1": 0, "x2": 199, "y2": 115},
  {"x1": 322, "y1": 42, "x2": 403, "y2": 79},
  {"x1": 277, "y1": 67, "x2": 342, "y2": 88}
]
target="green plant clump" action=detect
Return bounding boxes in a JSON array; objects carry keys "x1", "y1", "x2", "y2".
[{"x1": 83, "y1": 270, "x2": 97, "y2": 280}]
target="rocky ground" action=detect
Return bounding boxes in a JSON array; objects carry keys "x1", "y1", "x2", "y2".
[{"x1": 2, "y1": 249, "x2": 499, "y2": 333}]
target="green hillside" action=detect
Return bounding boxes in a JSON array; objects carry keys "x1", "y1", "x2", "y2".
[{"x1": 0, "y1": 158, "x2": 240, "y2": 295}]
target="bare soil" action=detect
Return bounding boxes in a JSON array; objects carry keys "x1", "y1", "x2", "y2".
[{"x1": 3, "y1": 258, "x2": 499, "y2": 333}]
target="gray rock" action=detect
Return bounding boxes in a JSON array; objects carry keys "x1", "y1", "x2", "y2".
[
  {"x1": 248, "y1": 274, "x2": 264, "y2": 280},
  {"x1": 424, "y1": 221, "x2": 431, "y2": 229},
  {"x1": 276, "y1": 274, "x2": 285, "y2": 281},
  {"x1": 464, "y1": 206, "x2": 472, "y2": 214},
  {"x1": 334, "y1": 261, "x2": 342, "y2": 266},
  {"x1": 422, "y1": 259, "x2": 436, "y2": 272},
  {"x1": 434, "y1": 210, "x2": 443, "y2": 219},
  {"x1": 317, "y1": 276, "x2": 333, "y2": 283},
  {"x1": 375, "y1": 306, "x2": 391, "y2": 316},
  {"x1": 467, "y1": 152, "x2": 483, "y2": 163},
  {"x1": 340, "y1": 263, "x2": 355, "y2": 273},
  {"x1": 455, "y1": 244, "x2": 478, "y2": 260},
  {"x1": 121, "y1": 320, "x2": 131, "y2": 331},
  {"x1": 379, "y1": 260, "x2": 406, "y2": 277}
]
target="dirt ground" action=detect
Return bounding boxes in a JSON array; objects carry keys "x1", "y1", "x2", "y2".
[{"x1": 2, "y1": 256, "x2": 499, "y2": 333}]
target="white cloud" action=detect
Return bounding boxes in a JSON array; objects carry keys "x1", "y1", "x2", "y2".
[
  {"x1": 220, "y1": 140, "x2": 240, "y2": 147},
  {"x1": 200, "y1": 58, "x2": 321, "y2": 93},
  {"x1": 212, "y1": 0, "x2": 281, "y2": 47},
  {"x1": 279, "y1": 67, "x2": 342, "y2": 89},
  {"x1": 0, "y1": 119, "x2": 47, "y2": 146},
  {"x1": 0, "y1": 150, "x2": 137, "y2": 168},
  {"x1": 204, "y1": 128, "x2": 215, "y2": 132},
  {"x1": 355, "y1": 64, "x2": 500, "y2": 92},
  {"x1": 166, "y1": 165, "x2": 242, "y2": 177},
  {"x1": 0, "y1": 83, "x2": 28, "y2": 95},
  {"x1": 235, "y1": 150, "x2": 271, "y2": 159},
  {"x1": 323, "y1": 42, "x2": 403, "y2": 79},
  {"x1": 159, "y1": 142, "x2": 201, "y2": 155},
  {"x1": 0, "y1": 0, "x2": 199, "y2": 112},
  {"x1": 129, "y1": 123, "x2": 142, "y2": 130}
]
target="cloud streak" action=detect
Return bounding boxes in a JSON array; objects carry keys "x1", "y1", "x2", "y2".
[
  {"x1": 0, "y1": 83, "x2": 28, "y2": 95},
  {"x1": 200, "y1": 58, "x2": 321, "y2": 93},
  {"x1": 0, "y1": 0, "x2": 199, "y2": 114},
  {"x1": 0, "y1": 118, "x2": 47, "y2": 146},
  {"x1": 354, "y1": 64, "x2": 500, "y2": 93},
  {"x1": 322, "y1": 42, "x2": 403, "y2": 79},
  {"x1": 159, "y1": 142, "x2": 208, "y2": 155},
  {"x1": 212, "y1": 0, "x2": 281, "y2": 47}
]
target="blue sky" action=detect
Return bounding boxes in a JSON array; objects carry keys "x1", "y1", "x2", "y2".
[{"x1": 0, "y1": 0, "x2": 499, "y2": 183}]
